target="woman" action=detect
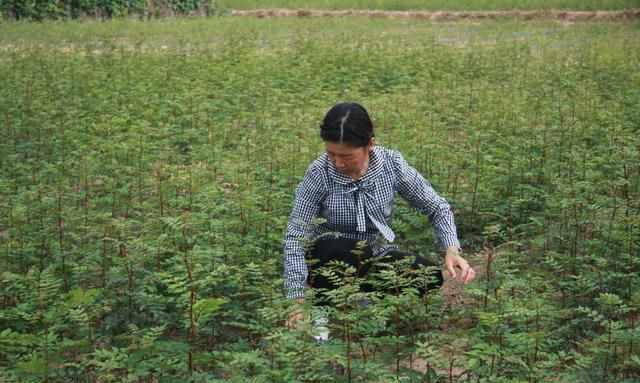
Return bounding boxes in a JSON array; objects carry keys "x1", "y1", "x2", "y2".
[{"x1": 284, "y1": 102, "x2": 474, "y2": 324}]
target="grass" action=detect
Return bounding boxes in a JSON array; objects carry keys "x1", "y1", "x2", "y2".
[
  {"x1": 1, "y1": 16, "x2": 639, "y2": 382},
  {"x1": 219, "y1": 0, "x2": 640, "y2": 11}
]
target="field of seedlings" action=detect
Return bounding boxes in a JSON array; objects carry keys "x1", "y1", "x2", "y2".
[{"x1": 1, "y1": 15, "x2": 639, "y2": 382}]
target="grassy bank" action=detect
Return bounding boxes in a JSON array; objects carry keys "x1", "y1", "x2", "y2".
[{"x1": 220, "y1": 0, "x2": 640, "y2": 11}]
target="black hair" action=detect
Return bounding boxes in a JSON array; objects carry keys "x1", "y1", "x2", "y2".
[{"x1": 320, "y1": 102, "x2": 374, "y2": 147}]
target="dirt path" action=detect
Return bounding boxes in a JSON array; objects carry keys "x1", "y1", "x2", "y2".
[{"x1": 231, "y1": 9, "x2": 640, "y2": 21}]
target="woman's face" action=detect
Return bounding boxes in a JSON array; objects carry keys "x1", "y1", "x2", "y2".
[{"x1": 324, "y1": 139, "x2": 374, "y2": 179}]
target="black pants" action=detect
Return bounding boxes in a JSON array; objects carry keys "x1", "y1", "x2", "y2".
[{"x1": 307, "y1": 238, "x2": 443, "y2": 300}]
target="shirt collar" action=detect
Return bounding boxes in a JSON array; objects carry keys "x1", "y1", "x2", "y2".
[{"x1": 326, "y1": 145, "x2": 383, "y2": 185}]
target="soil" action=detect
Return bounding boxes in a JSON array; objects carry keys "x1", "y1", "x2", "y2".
[
  {"x1": 441, "y1": 249, "x2": 490, "y2": 308},
  {"x1": 231, "y1": 9, "x2": 640, "y2": 22},
  {"x1": 400, "y1": 249, "x2": 492, "y2": 379}
]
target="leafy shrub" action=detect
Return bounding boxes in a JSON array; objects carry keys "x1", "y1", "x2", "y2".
[{"x1": 0, "y1": 0, "x2": 225, "y2": 20}]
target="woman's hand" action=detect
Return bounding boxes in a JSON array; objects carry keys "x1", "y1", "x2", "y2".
[
  {"x1": 285, "y1": 297, "x2": 306, "y2": 329},
  {"x1": 445, "y1": 247, "x2": 475, "y2": 284}
]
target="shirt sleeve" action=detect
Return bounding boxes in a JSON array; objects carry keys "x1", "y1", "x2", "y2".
[
  {"x1": 283, "y1": 165, "x2": 327, "y2": 299},
  {"x1": 392, "y1": 151, "x2": 461, "y2": 250}
]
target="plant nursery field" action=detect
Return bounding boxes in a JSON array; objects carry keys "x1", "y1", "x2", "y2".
[{"x1": 0, "y1": 16, "x2": 639, "y2": 382}]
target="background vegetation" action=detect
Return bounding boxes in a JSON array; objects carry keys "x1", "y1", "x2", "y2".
[
  {"x1": 1, "y1": 15, "x2": 639, "y2": 382},
  {"x1": 3, "y1": 0, "x2": 640, "y2": 20},
  {"x1": 0, "y1": 0, "x2": 225, "y2": 20}
]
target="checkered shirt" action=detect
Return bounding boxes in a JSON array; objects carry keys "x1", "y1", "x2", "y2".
[{"x1": 283, "y1": 145, "x2": 461, "y2": 299}]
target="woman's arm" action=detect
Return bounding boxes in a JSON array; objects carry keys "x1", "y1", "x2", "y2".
[
  {"x1": 392, "y1": 151, "x2": 475, "y2": 283},
  {"x1": 393, "y1": 151, "x2": 460, "y2": 250},
  {"x1": 283, "y1": 165, "x2": 327, "y2": 299}
]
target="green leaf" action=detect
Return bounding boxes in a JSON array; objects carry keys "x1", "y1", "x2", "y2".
[
  {"x1": 16, "y1": 354, "x2": 49, "y2": 376},
  {"x1": 67, "y1": 288, "x2": 100, "y2": 306},
  {"x1": 193, "y1": 297, "x2": 227, "y2": 325}
]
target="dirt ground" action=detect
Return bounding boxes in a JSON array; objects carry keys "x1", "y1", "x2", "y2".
[
  {"x1": 231, "y1": 9, "x2": 640, "y2": 22},
  {"x1": 403, "y1": 249, "x2": 491, "y2": 379},
  {"x1": 441, "y1": 249, "x2": 490, "y2": 307}
]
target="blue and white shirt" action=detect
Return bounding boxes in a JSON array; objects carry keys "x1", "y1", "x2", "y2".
[{"x1": 283, "y1": 145, "x2": 460, "y2": 298}]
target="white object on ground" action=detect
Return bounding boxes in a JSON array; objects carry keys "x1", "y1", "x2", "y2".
[{"x1": 311, "y1": 311, "x2": 330, "y2": 342}]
